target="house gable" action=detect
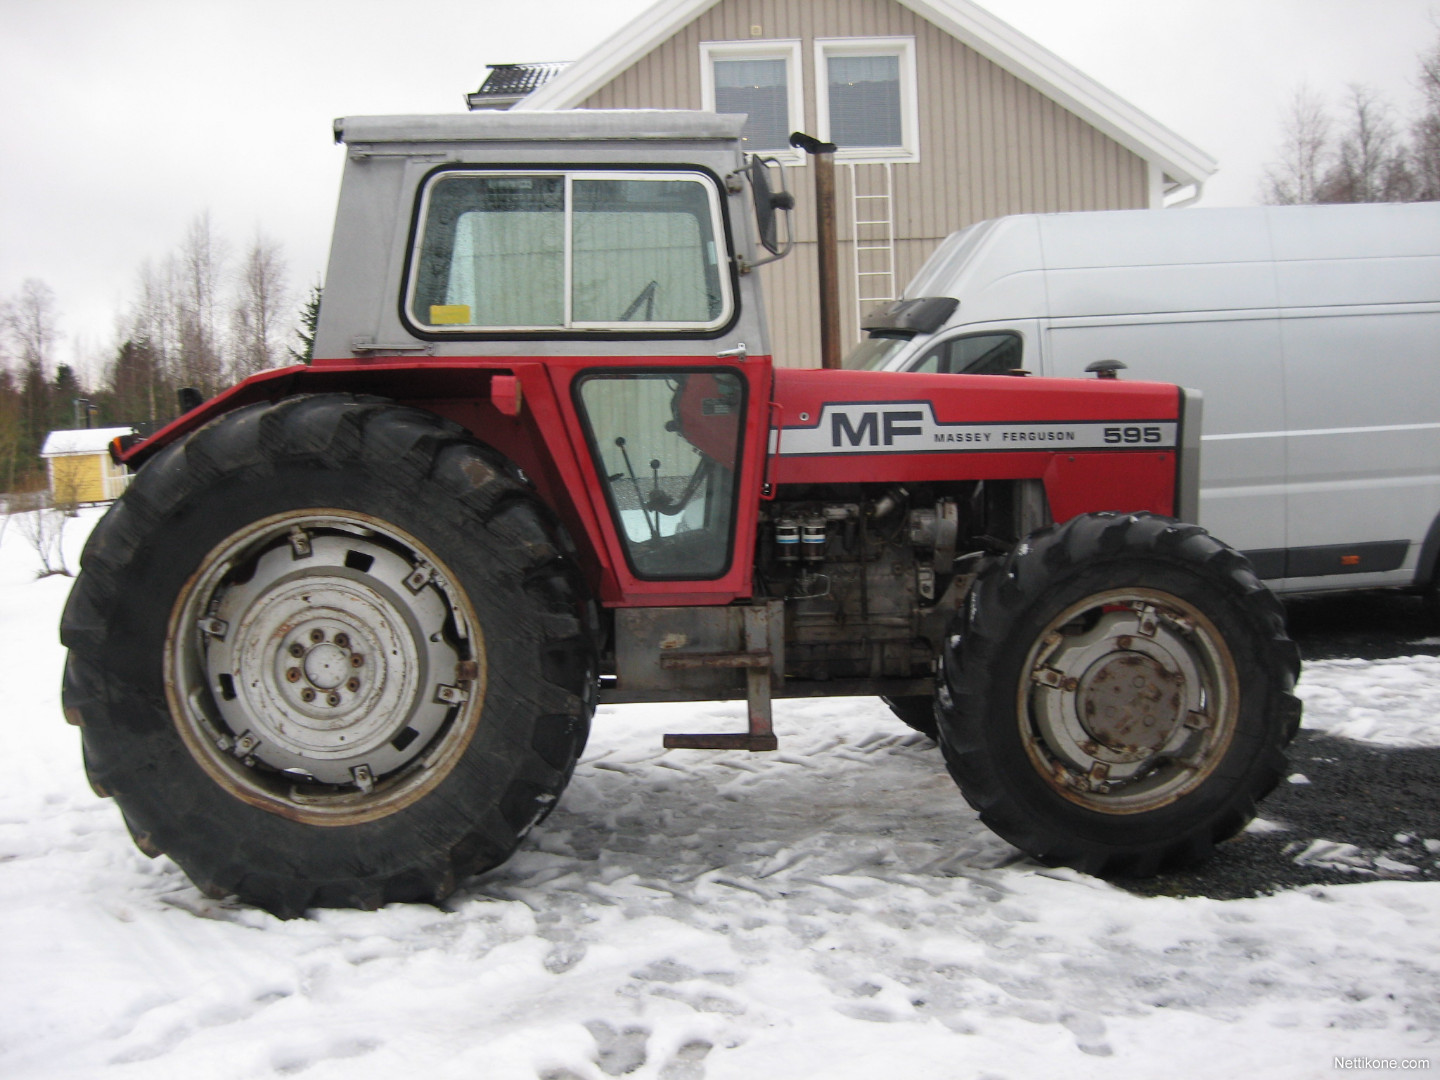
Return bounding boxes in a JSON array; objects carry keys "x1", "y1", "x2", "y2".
[
  {"x1": 546, "y1": 0, "x2": 1160, "y2": 232},
  {"x1": 517, "y1": 0, "x2": 1215, "y2": 195}
]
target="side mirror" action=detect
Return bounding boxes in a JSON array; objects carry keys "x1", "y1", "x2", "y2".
[{"x1": 742, "y1": 156, "x2": 794, "y2": 266}]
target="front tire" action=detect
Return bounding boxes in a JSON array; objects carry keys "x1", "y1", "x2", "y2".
[
  {"x1": 881, "y1": 695, "x2": 938, "y2": 739},
  {"x1": 936, "y1": 513, "x2": 1300, "y2": 877},
  {"x1": 61, "y1": 395, "x2": 597, "y2": 916}
]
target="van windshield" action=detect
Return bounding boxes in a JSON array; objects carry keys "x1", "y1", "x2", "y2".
[{"x1": 843, "y1": 335, "x2": 913, "y2": 370}]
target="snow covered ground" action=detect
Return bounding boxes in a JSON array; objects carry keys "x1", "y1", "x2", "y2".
[{"x1": 1, "y1": 509, "x2": 1437, "y2": 1080}]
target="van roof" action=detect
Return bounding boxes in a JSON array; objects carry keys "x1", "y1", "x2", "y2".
[
  {"x1": 901, "y1": 201, "x2": 1440, "y2": 325},
  {"x1": 1026, "y1": 202, "x2": 1440, "y2": 268}
]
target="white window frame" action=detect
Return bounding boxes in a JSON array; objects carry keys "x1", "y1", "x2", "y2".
[
  {"x1": 700, "y1": 39, "x2": 805, "y2": 165},
  {"x1": 813, "y1": 36, "x2": 919, "y2": 163}
]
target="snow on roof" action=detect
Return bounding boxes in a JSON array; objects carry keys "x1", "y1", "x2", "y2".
[{"x1": 40, "y1": 427, "x2": 134, "y2": 457}]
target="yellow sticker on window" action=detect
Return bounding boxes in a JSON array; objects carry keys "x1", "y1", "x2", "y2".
[{"x1": 429, "y1": 304, "x2": 471, "y2": 325}]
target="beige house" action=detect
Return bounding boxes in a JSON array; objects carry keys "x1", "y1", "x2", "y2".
[
  {"x1": 40, "y1": 428, "x2": 133, "y2": 504},
  {"x1": 496, "y1": 0, "x2": 1215, "y2": 367}
]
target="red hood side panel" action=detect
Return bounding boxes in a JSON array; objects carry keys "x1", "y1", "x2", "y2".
[{"x1": 768, "y1": 368, "x2": 1184, "y2": 520}]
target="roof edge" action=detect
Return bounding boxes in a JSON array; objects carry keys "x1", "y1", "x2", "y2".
[
  {"x1": 905, "y1": 0, "x2": 1216, "y2": 184},
  {"x1": 516, "y1": 0, "x2": 723, "y2": 111}
]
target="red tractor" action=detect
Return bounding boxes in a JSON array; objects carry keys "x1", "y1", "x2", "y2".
[{"x1": 60, "y1": 112, "x2": 1299, "y2": 916}]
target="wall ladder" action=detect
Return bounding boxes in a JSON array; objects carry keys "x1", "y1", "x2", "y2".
[{"x1": 846, "y1": 161, "x2": 897, "y2": 338}]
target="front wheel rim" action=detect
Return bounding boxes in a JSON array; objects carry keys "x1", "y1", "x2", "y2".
[
  {"x1": 1017, "y1": 587, "x2": 1239, "y2": 815},
  {"x1": 166, "y1": 510, "x2": 485, "y2": 826}
]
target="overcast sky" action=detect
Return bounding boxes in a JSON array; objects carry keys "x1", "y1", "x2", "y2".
[{"x1": 1, "y1": 0, "x2": 1435, "y2": 374}]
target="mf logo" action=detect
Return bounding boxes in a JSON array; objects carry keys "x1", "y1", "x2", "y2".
[{"x1": 832, "y1": 408, "x2": 924, "y2": 447}]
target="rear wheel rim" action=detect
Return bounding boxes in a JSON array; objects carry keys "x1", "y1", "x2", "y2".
[
  {"x1": 166, "y1": 510, "x2": 485, "y2": 825},
  {"x1": 1017, "y1": 587, "x2": 1239, "y2": 814}
]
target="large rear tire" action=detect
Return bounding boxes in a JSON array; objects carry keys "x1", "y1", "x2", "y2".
[
  {"x1": 936, "y1": 512, "x2": 1300, "y2": 877},
  {"x1": 60, "y1": 395, "x2": 597, "y2": 916}
]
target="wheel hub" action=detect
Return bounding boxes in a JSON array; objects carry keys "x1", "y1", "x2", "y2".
[
  {"x1": 1076, "y1": 651, "x2": 1185, "y2": 756},
  {"x1": 231, "y1": 579, "x2": 411, "y2": 766},
  {"x1": 300, "y1": 640, "x2": 350, "y2": 692},
  {"x1": 168, "y1": 515, "x2": 482, "y2": 814},
  {"x1": 1021, "y1": 591, "x2": 1237, "y2": 813}
]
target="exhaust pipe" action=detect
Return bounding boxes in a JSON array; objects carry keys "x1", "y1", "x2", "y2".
[{"x1": 790, "y1": 133, "x2": 842, "y2": 370}]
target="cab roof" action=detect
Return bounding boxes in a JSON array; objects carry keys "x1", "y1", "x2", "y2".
[{"x1": 334, "y1": 110, "x2": 747, "y2": 146}]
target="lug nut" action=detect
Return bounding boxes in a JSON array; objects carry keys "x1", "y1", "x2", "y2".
[
  {"x1": 300, "y1": 688, "x2": 316, "y2": 703},
  {"x1": 310, "y1": 628, "x2": 325, "y2": 644},
  {"x1": 346, "y1": 677, "x2": 361, "y2": 692},
  {"x1": 286, "y1": 668, "x2": 301, "y2": 683},
  {"x1": 288, "y1": 643, "x2": 305, "y2": 658},
  {"x1": 326, "y1": 693, "x2": 341, "y2": 707},
  {"x1": 350, "y1": 654, "x2": 364, "y2": 668},
  {"x1": 334, "y1": 632, "x2": 350, "y2": 649}
]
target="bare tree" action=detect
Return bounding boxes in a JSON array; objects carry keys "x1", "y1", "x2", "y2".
[
  {"x1": 1263, "y1": 86, "x2": 1332, "y2": 204},
  {"x1": 13, "y1": 492, "x2": 70, "y2": 577},
  {"x1": 1319, "y1": 85, "x2": 1414, "y2": 203},
  {"x1": 4, "y1": 279, "x2": 61, "y2": 369},
  {"x1": 174, "y1": 213, "x2": 228, "y2": 397},
  {"x1": 1413, "y1": 32, "x2": 1440, "y2": 201},
  {"x1": 1, "y1": 279, "x2": 62, "y2": 480},
  {"x1": 229, "y1": 232, "x2": 290, "y2": 380}
]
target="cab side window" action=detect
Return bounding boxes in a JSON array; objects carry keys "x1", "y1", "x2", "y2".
[
  {"x1": 912, "y1": 332, "x2": 1022, "y2": 375},
  {"x1": 576, "y1": 370, "x2": 744, "y2": 580}
]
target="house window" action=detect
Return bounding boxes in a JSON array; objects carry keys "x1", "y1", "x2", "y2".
[
  {"x1": 700, "y1": 41, "x2": 804, "y2": 162},
  {"x1": 407, "y1": 170, "x2": 732, "y2": 334},
  {"x1": 815, "y1": 37, "x2": 918, "y2": 161}
]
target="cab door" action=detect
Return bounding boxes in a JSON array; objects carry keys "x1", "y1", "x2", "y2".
[{"x1": 549, "y1": 355, "x2": 772, "y2": 606}]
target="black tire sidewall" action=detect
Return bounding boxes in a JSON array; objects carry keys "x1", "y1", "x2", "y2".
[
  {"x1": 939, "y1": 515, "x2": 1294, "y2": 873},
  {"x1": 68, "y1": 399, "x2": 594, "y2": 908}
]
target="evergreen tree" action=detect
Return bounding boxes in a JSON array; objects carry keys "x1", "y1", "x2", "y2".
[
  {"x1": 289, "y1": 282, "x2": 322, "y2": 364},
  {"x1": 49, "y1": 364, "x2": 84, "y2": 430},
  {"x1": 106, "y1": 338, "x2": 168, "y2": 426},
  {"x1": 0, "y1": 366, "x2": 22, "y2": 494}
]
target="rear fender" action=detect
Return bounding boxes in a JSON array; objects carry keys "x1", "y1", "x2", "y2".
[{"x1": 113, "y1": 359, "x2": 617, "y2": 600}]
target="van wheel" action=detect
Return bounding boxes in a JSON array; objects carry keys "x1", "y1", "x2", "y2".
[
  {"x1": 60, "y1": 395, "x2": 597, "y2": 916},
  {"x1": 936, "y1": 513, "x2": 1300, "y2": 877}
]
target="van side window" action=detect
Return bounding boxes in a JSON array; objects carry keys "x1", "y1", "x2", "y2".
[{"x1": 912, "y1": 332, "x2": 1022, "y2": 375}]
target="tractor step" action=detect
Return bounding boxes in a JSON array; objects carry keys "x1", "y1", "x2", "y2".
[
  {"x1": 663, "y1": 604, "x2": 778, "y2": 752},
  {"x1": 662, "y1": 732, "x2": 779, "y2": 752}
]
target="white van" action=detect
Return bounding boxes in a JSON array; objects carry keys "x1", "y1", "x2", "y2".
[{"x1": 848, "y1": 202, "x2": 1440, "y2": 601}]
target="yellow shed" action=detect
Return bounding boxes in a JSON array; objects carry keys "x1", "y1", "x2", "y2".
[{"x1": 40, "y1": 427, "x2": 135, "y2": 504}]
